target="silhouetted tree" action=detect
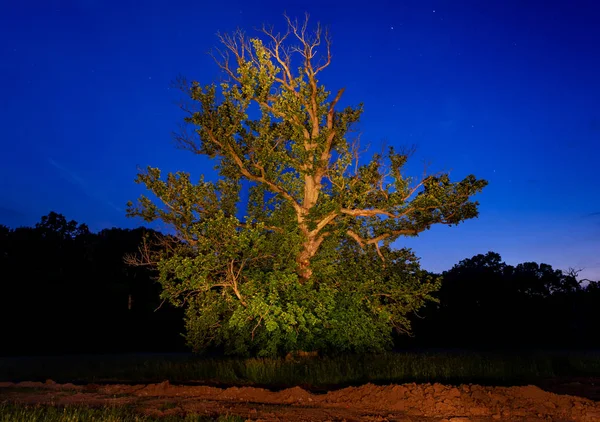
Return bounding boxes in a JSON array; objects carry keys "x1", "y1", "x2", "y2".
[
  {"x1": 0, "y1": 212, "x2": 184, "y2": 355},
  {"x1": 408, "y1": 252, "x2": 591, "y2": 349},
  {"x1": 511, "y1": 262, "x2": 581, "y2": 298},
  {"x1": 0, "y1": 224, "x2": 9, "y2": 265},
  {"x1": 35, "y1": 211, "x2": 90, "y2": 240},
  {"x1": 2, "y1": 211, "x2": 598, "y2": 355}
]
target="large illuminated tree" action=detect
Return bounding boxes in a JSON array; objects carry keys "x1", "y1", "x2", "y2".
[{"x1": 127, "y1": 15, "x2": 487, "y2": 356}]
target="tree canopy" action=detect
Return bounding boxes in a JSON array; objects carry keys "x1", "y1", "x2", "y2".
[{"x1": 127, "y1": 15, "x2": 488, "y2": 356}]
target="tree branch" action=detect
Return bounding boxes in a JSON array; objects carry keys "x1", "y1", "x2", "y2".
[
  {"x1": 309, "y1": 211, "x2": 339, "y2": 237},
  {"x1": 228, "y1": 259, "x2": 247, "y2": 307},
  {"x1": 340, "y1": 208, "x2": 396, "y2": 218}
]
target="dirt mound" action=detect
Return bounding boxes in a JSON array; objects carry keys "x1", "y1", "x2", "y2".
[{"x1": 2, "y1": 379, "x2": 600, "y2": 421}]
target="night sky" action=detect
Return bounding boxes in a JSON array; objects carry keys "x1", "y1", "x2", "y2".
[{"x1": 1, "y1": 1, "x2": 599, "y2": 280}]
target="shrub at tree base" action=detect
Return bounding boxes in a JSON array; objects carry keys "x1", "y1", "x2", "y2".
[{"x1": 126, "y1": 15, "x2": 487, "y2": 357}]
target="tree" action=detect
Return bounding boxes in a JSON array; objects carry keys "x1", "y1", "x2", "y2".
[
  {"x1": 414, "y1": 252, "x2": 512, "y2": 347},
  {"x1": 0, "y1": 224, "x2": 9, "y2": 263},
  {"x1": 511, "y1": 262, "x2": 582, "y2": 298},
  {"x1": 35, "y1": 211, "x2": 90, "y2": 240},
  {"x1": 127, "y1": 15, "x2": 487, "y2": 356},
  {"x1": 410, "y1": 252, "x2": 590, "y2": 348},
  {"x1": 0, "y1": 213, "x2": 186, "y2": 355}
]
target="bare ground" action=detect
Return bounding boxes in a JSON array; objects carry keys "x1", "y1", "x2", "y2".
[{"x1": 1, "y1": 379, "x2": 600, "y2": 421}]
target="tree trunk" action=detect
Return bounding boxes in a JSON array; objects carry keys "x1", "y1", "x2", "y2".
[
  {"x1": 296, "y1": 235, "x2": 325, "y2": 283},
  {"x1": 296, "y1": 174, "x2": 325, "y2": 283}
]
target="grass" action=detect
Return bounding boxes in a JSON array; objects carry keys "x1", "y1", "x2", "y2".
[
  {"x1": 0, "y1": 403, "x2": 245, "y2": 422},
  {"x1": 1, "y1": 349, "x2": 600, "y2": 390}
]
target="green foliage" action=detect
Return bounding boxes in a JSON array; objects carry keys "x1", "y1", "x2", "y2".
[
  {"x1": 127, "y1": 16, "x2": 487, "y2": 356},
  {"x1": 315, "y1": 244, "x2": 441, "y2": 354}
]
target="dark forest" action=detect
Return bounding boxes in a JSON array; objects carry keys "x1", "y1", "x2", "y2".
[{"x1": 2, "y1": 211, "x2": 598, "y2": 356}]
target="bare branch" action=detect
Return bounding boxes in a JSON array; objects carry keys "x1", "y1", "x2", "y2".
[
  {"x1": 154, "y1": 298, "x2": 167, "y2": 312},
  {"x1": 341, "y1": 208, "x2": 396, "y2": 218},
  {"x1": 124, "y1": 235, "x2": 157, "y2": 267},
  {"x1": 251, "y1": 314, "x2": 264, "y2": 340},
  {"x1": 314, "y1": 34, "x2": 332, "y2": 74},
  {"x1": 228, "y1": 259, "x2": 247, "y2": 307},
  {"x1": 309, "y1": 211, "x2": 339, "y2": 237},
  {"x1": 201, "y1": 126, "x2": 304, "y2": 220},
  {"x1": 318, "y1": 87, "x2": 345, "y2": 166},
  {"x1": 261, "y1": 23, "x2": 294, "y2": 88},
  {"x1": 374, "y1": 242, "x2": 385, "y2": 262},
  {"x1": 346, "y1": 229, "x2": 365, "y2": 248}
]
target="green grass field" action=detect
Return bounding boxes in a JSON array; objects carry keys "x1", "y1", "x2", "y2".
[
  {"x1": 0, "y1": 403, "x2": 244, "y2": 422},
  {"x1": 2, "y1": 350, "x2": 599, "y2": 390}
]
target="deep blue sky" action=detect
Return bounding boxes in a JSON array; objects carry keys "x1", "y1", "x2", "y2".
[{"x1": 1, "y1": 0, "x2": 599, "y2": 279}]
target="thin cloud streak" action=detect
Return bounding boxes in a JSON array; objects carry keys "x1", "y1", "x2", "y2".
[{"x1": 47, "y1": 157, "x2": 123, "y2": 214}]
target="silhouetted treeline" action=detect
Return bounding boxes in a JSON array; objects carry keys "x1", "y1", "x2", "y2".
[
  {"x1": 402, "y1": 252, "x2": 600, "y2": 350},
  {"x1": 1, "y1": 213, "x2": 599, "y2": 355},
  {"x1": 0, "y1": 212, "x2": 185, "y2": 355}
]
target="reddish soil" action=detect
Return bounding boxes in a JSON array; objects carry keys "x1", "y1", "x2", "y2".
[{"x1": 2, "y1": 379, "x2": 600, "y2": 421}]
